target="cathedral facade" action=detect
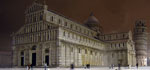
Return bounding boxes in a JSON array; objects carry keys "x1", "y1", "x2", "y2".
[{"x1": 11, "y1": 0, "x2": 147, "y2": 67}]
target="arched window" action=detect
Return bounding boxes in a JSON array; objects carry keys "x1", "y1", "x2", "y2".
[
  {"x1": 58, "y1": 19, "x2": 61, "y2": 23},
  {"x1": 109, "y1": 35, "x2": 111, "y2": 40},
  {"x1": 32, "y1": 45, "x2": 36, "y2": 50},
  {"x1": 116, "y1": 35, "x2": 118, "y2": 39},
  {"x1": 40, "y1": 15, "x2": 43, "y2": 20},
  {"x1": 85, "y1": 49, "x2": 87, "y2": 54},
  {"x1": 78, "y1": 48, "x2": 80, "y2": 53},
  {"x1": 21, "y1": 51, "x2": 24, "y2": 56},
  {"x1": 90, "y1": 51, "x2": 93, "y2": 55},
  {"x1": 65, "y1": 22, "x2": 67, "y2": 26},
  {"x1": 123, "y1": 34, "x2": 125, "y2": 38},
  {"x1": 45, "y1": 49, "x2": 49, "y2": 53},
  {"x1": 119, "y1": 43, "x2": 120, "y2": 47},
  {"x1": 141, "y1": 23, "x2": 144, "y2": 26},
  {"x1": 51, "y1": 16, "x2": 54, "y2": 21},
  {"x1": 63, "y1": 31, "x2": 65, "y2": 36},
  {"x1": 115, "y1": 43, "x2": 116, "y2": 47},
  {"x1": 123, "y1": 43, "x2": 125, "y2": 47},
  {"x1": 142, "y1": 28, "x2": 145, "y2": 32},
  {"x1": 47, "y1": 25, "x2": 50, "y2": 29},
  {"x1": 104, "y1": 36, "x2": 105, "y2": 40},
  {"x1": 33, "y1": 15, "x2": 36, "y2": 22}
]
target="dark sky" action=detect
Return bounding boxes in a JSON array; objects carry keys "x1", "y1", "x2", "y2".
[{"x1": 0, "y1": 0, "x2": 150, "y2": 51}]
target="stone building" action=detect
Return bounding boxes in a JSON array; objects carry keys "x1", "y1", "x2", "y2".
[
  {"x1": 11, "y1": 0, "x2": 148, "y2": 67},
  {"x1": 134, "y1": 20, "x2": 148, "y2": 66},
  {"x1": 147, "y1": 33, "x2": 150, "y2": 66},
  {"x1": 100, "y1": 31, "x2": 136, "y2": 66}
]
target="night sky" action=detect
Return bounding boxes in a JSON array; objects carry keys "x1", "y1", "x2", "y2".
[{"x1": 0, "y1": 0, "x2": 150, "y2": 51}]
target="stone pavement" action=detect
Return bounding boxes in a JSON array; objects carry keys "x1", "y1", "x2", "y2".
[{"x1": 0, "y1": 67, "x2": 150, "y2": 70}]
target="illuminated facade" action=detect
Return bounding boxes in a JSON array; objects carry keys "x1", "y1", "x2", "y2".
[
  {"x1": 12, "y1": 0, "x2": 148, "y2": 67},
  {"x1": 134, "y1": 20, "x2": 148, "y2": 66}
]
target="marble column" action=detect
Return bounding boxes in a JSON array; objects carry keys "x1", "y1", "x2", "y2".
[
  {"x1": 13, "y1": 49, "x2": 18, "y2": 66},
  {"x1": 25, "y1": 48, "x2": 29, "y2": 65},
  {"x1": 66, "y1": 44, "x2": 71, "y2": 66},
  {"x1": 37, "y1": 45, "x2": 43, "y2": 66},
  {"x1": 74, "y1": 46, "x2": 78, "y2": 66}
]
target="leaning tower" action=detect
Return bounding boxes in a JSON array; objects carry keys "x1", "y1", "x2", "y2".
[{"x1": 134, "y1": 20, "x2": 148, "y2": 66}]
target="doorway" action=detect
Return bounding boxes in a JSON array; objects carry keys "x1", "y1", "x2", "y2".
[
  {"x1": 21, "y1": 57, "x2": 24, "y2": 66},
  {"x1": 45, "y1": 55, "x2": 49, "y2": 66},
  {"x1": 32, "y1": 53, "x2": 36, "y2": 66}
]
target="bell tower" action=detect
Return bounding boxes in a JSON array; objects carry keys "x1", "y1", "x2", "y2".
[{"x1": 134, "y1": 20, "x2": 148, "y2": 66}]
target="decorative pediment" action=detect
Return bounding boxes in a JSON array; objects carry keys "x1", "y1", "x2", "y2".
[
  {"x1": 25, "y1": 1, "x2": 44, "y2": 14},
  {"x1": 14, "y1": 21, "x2": 58, "y2": 36},
  {"x1": 14, "y1": 25, "x2": 26, "y2": 35}
]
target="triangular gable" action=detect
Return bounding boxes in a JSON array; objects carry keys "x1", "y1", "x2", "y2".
[
  {"x1": 25, "y1": 1, "x2": 44, "y2": 14},
  {"x1": 14, "y1": 21, "x2": 58, "y2": 36},
  {"x1": 14, "y1": 25, "x2": 26, "y2": 35}
]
